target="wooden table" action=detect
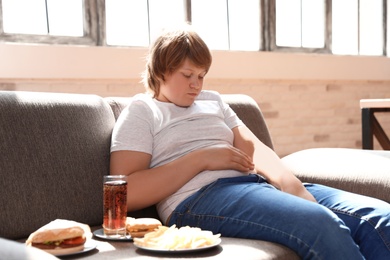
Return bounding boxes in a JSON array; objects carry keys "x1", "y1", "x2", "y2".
[{"x1": 360, "y1": 99, "x2": 390, "y2": 150}]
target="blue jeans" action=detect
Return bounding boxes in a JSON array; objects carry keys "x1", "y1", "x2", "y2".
[{"x1": 167, "y1": 174, "x2": 390, "y2": 260}]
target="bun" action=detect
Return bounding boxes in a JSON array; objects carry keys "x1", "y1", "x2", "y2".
[{"x1": 126, "y1": 217, "x2": 162, "y2": 238}]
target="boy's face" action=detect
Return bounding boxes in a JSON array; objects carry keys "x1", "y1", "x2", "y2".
[{"x1": 157, "y1": 58, "x2": 207, "y2": 107}]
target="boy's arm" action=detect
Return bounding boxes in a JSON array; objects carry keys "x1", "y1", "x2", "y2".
[{"x1": 232, "y1": 125, "x2": 317, "y2": 202}]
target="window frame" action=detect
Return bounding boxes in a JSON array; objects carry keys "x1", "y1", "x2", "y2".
[
  {"x1": 0, "y1": 0, "x2": 104, "y2": 46},
  {"x1": 267, "y1": 0, "x2": 332, "y2": 54},
  {"x1": 382, "y1": 0, "x2": 388, "y2": 56}
]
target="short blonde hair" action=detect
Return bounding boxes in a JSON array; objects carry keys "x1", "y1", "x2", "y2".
[{"x1": 142, "y1": 26, "x2": 212, "y2": 97}]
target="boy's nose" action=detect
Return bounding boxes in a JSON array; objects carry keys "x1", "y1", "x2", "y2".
[{"x1": 190, "y1": 78, "x2": 200, "y2": 89}]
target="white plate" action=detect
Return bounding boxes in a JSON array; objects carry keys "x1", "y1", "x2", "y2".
[
  {"x1": 133, "y1": 238, "x2": 221, "y2": 253},
  {"x1": 54, "y1": 241, "x2": 97, "y2": 257},
  {"x1": 93, "y1": 228, "x2": 133, "y2": 241}
]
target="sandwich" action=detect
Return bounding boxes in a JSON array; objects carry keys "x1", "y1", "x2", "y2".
[
  {"x1": 26, "y1": 219, "x2": 91, "y2": 256},
  {"x1": 126, "y1": 217, "x2": 162, "y2": 238}
]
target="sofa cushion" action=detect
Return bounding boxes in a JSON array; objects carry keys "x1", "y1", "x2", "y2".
[
  {"x1": 0, "y1": 91, "x2": 116, "y2": 239},
  {"x1": 282, "y1": 148, "x2": 390, "y2": 203}
]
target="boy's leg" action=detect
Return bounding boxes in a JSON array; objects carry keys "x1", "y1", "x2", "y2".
[
  {"x1": 306, "y1": 183, "x2": 390, "y2": 260},
  {"x1": 169, "y1": 175, "x2": 364, "y2": 260}
]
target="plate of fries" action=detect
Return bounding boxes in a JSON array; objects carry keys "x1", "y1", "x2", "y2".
[{"x1": 133, "y1": 225, "x2": 221, "y2": 252}]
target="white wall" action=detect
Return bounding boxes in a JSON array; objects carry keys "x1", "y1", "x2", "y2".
[{"x1": 1, "y1": 43, "x2": 389, "y2": 81}]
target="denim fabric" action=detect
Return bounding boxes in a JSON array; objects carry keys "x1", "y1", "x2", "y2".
[{"x1": 168, "y1": 174, "x2": 390, "y2": 260}]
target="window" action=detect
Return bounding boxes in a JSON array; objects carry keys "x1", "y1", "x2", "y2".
[
  {"x1": 270, "y1": 0, "x2": 330, "y2": 53},
  {"x1": 191, "y1": 0, "x2": 261, "y2": 51},
  {"x1": 105, "y1": 0, "x2": 149, "y2": 47},
  {"x1": 357, "y1": 0, "x2": 383, "y2": 55},
  {"x1": 270, "y1": 0, "x2": 388, "y2": 56},
  {"x1": 275, "y1": 0, "x2": 325, "y2": 48},
  {"x1": 105, "y1": 0, "x2": 185, "y2": 47},
  {"x1": 0, "y1": 0, "x2": 100, "y2": 45},
  {"x1": 228, "y1": 0, "x2": 261, "y2": 51},
  {"x1": 3, "y1": 0, "x2": 50, "y2": 35},
  {"x1": 388, "y1": 0, "x2": 390, "y2": 55},
  {"x1": 0, "y1": 0, "x2": 388, "y2": 56},
  {"x1": 332, "y1": 0, "x2": 384, "y2": 55},
  {"x1": 105, "y1": 0, "x2": 261, "y2": 51}
]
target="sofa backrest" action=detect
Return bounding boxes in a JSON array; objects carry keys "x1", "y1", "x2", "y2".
[{"x1": 0, "y1": 91, "x2": 115, "y2": 239}]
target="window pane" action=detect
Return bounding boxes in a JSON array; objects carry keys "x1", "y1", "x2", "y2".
[
  {"x1": 46, "y1": 0, "x2": 83, "y2": 36},
  {"x1": 276, "y1": 0, "x2": 301, "y2": 47},
  {"x1": 332, "y1": 0, "x2": 358, "y2": 55},
  {"x1": 388, "y1": 0, "x2": 390, "y2": 57},
  {"x1": 302, "y1": 0, "x2": 324, "y2": 48},
  {"x1": 359, "y1": 0, "x2": 383, "y2": 56},
  {"x1": 228, "y1": 0, "x2": 260, "y2": 51},
  {"x1": 105, "y1": 0, "x2": 149, "y2": 46},
  {"x1": 192, "y1": 0, "x2": 229, "y2": 50},
  {"x1": 2, "y1": 0, "x2": 47, "y2": 35},
  {"x1": 149, "y1": 0, "x2": 185, "y2": 43}
]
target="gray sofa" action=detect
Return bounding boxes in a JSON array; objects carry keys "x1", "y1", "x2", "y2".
[{"x1": 0, "y1": 90, "x2": 389, "y2": 260}]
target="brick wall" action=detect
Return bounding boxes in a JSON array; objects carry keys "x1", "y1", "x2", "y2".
[
  {"x1": 1, "y1": 78, "x2": 389, "y2": 157},
  {"x1": 206, "y1": 79, "x2": 390, "y2": 156}
]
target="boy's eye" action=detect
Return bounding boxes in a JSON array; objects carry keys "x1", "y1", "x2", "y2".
[{"x1": 182, "y1": 73, "x2": 206, "y2": 79}]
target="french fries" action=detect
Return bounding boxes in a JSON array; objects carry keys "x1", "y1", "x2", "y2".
[{"x1": 133, "y1": 225, "x2": 221, "y2": 250}]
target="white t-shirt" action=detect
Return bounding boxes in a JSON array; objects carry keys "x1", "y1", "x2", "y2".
[{"x1": 110, "y1": 90, "x2": 247, "y2": 223}]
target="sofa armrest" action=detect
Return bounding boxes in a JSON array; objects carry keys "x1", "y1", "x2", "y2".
[{"x1": 282, "y1": 148, "x2": 390, "y2": 203}]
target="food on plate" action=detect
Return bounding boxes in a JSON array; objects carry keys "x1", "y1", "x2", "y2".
[
  {"x1": 126, "y1": 217, "x2": 162, "y2": 238},
  {"x1": 25, "y1": 219, "x2": 91, "y2": 256},
  {"x1": 133, "y1": 225, "x2": 221, "y2": 250}
]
